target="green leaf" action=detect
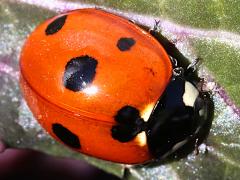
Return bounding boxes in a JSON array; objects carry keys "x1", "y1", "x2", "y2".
[
  {"x1": 0, "y1": 0, "x2": 239, "y2": 179},
  {"x1": 79, "y1": 0, "x2": 240, "y2": 33},
  {"x1": 194, "y1": 40, "x2": 240, "y2": 106}
]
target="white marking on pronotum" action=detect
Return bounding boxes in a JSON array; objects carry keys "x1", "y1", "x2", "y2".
[
  {"x1": 135, "y1": 131, "x2": 147, "y2": 147},
  {"x1": 183, "y1": 81, "x2": 199, "y2": 107},
  {"x1": 141, "y1": 103, "x2": 155, "y2": 122}
]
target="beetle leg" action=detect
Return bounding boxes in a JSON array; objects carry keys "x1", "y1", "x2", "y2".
[
  {"x1": 194, "y1": 138, "x2": 200, "y2": 155},
  {"x1": 170, "y1": 57, "x2": 178, "y2": 67},
  {"x1": 203, "y1": 141, "x2": 209, "y2": 154},
  {"x1": 153, "y1": 19, "x2": 161, "y2": 32},
  {"x1": 185, "y1": 58, "x2": 201, "y2": 75},
  {"x1": 172, "y1": 67, "x2": 184, "y2": 80}
]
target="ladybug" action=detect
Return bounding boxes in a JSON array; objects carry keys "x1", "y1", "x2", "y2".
[{"x1": 20, "y1": 8, "x2": 214, "y2": 164}]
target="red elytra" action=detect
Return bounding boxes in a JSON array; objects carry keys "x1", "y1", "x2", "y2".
[{"x1": 20, "y1": 8, "x2": 172, "y2": 164}]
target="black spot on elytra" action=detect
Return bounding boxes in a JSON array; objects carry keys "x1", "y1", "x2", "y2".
[
  {"x1": 114, "y1": 106, "x2": 140, "y2": 124},
  {"x1": 52, "y1": 123, "x2": 81, "y2": 148},
  {"x1": 45, "y1": 15, "x2": 67, "y2": 35},
  {"x1": 63, "y1": 55, "x2": 98, "y2": 92},
  {"x1": 111, "y1": 106, "x2": 146, "y2": 142},
  {"x1": 111, "y1": 125, "x2": 138, "y2": 142},
  {"x1": 117, "y1": 37, "x2": 136, "y2": 51}
]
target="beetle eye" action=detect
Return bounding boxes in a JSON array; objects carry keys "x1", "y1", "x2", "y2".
[{"x1": 193, "y1": 92, "x2": 214, "y2": 133}]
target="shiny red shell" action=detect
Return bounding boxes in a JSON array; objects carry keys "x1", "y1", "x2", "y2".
[{"x1": 20, "y1": 8, "x2": 172, "y2": 164}]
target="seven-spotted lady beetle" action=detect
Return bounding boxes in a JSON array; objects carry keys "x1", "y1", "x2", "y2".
[{"x1": 20, "y1": 8, "x2": 214, "y2": 164}]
